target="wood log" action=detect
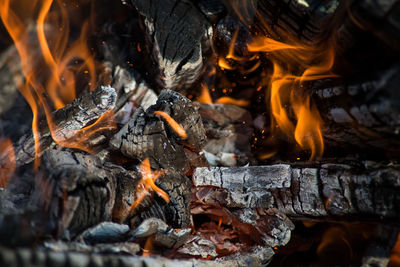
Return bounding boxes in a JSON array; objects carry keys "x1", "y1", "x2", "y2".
[
  {"x1": 110, "y1": 90, "x2": 207, "y2": 174},
  {"x1": 193, "y1": 163, "x2": 400, "y2": 223},
  {"x1": 313, "y1": 64, "x2": 400, "y2": 156},
  {"x1": 2, "y1": 86, "x2": 117, "y2": 168},
  {"x1": 0, "y1": 244, "x2": 273, "y2": 267},
  {"x1": 128, "y1": 0, "x2": 212, "y2": 92}
]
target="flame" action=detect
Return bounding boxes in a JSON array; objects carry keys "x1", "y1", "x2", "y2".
[
  {"x1": 129, "y1": 158, "x2": 169, "y2": 213},
  {"x1": 215, "y1": 97, "x2": 249, "y2": 107},
  {"x1": 0, "y1": 0, "x2": 112, "y2": 168},
  {"x1": 198, "y1": 84, "x2": 213, "y2": 104},
  {"x1": 248, "y1": 36, "x2": 337, "y2": 160},
  {"x1": 390, "y1": 234, "x2": 400, "y2": 266},
  {"x1": 154, "y1": 110, "x2": 188, "y2": 139},
  {"x1": 142, "y1": 236, "x2": 154, "y2": 257},
  {"x1": 0, "y1": 139, "x2": 16, "y2": 188}
]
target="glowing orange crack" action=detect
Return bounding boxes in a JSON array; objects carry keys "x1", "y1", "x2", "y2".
[
  {"x1": 129, "y1": 158, "x2": 169, "y2": 213},
  {"x1": 153, "y1": 110, "x2": 188, "y2": 139}
]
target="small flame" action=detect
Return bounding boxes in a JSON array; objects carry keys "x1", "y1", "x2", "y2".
[
  {"x1": 142, "y1": 236, "x2": 154, "y2": 257},
  {"x1": 154, "y1": 110, "x2": 188, "y2": 139},
  {"x1": 0, "y1": 139, "x2": 16, "y2": 188},
  {"x1": 215, "y1": 97, "x2": 250, "y2": 107},
  {"x1": 248, "y1": 36, "x2": 337, "y2": 160},
  {"x1": 129, "y1": 158, "x2": 169, "y2": 213},
  {"x1": 0, "y1": 0, "x2": 112, "y2": 168}
]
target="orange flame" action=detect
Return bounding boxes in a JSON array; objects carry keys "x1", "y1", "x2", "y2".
[
  {"x1": 143, "y1": 236, "x2": 154, "y2": 257},
  {"x1": 0, "y1": 0, "x2": 112, "y2": 168},
  {"x1": 129, "y1": 158, "x2": 169, "y2": 213},
  {"x1": 248, "y1": 36, "x2": 337, "y2": 160},
  {"x1": 0, "y1": 139, "x2": 16, "y2": 188},
  {"x1": 154, "y1": 110, "x2": 188, "y2": 139}
]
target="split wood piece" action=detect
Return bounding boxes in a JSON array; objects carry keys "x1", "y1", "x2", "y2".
[
  {"x1": 110, "y1": 90, "x2": 207, "y2": 174},
  {"x1": 0, "y1": 148, "x2": 192, "y2": 245},
  {"x1": 128, "y1": 0, "x2": 212, "y2": 92},
  {"x1": 9, "y1": 86, "x2": 117, "y2": 167},
  {"x1": 193, "y1": 163, "x2": 400, "y2": 223},
  {"x1": 0, "y1": 244, "x2": 272, "y2": 267},
  {"x1": 313, "y1": 64, "x2": 400, "y2": 156},
  {"x1": 254, "y1": 0, "x2": 340, "y2": 43},
  {"x1": 198, "y1": 103, "x2": 254, "y2": 166}
]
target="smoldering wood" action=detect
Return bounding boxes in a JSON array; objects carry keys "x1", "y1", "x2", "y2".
[
  {"x1": 198, "y1": 103, "x2": 254, "y2": 166},
  {"x1": 0, "y1": 244, "x2": 274, "y2": 267},
  {"x1": 8, "y1": 86, "x2": 117, "y2": 168},
  {"x1": 254, "y1": 0, "x2": 340, "y2": 43},
  {"x1": 128, "y1": 0, "x2": 212, "y2": 92},
  {"x1": 193, "y1": 163, "x2": 400, "y2": 223},
  {"x1": 110, "y1": 90, "x2": 207, "y2": 174},
  {"x1": 313, "y1": 64, "x2": 400, "y2": 156}
]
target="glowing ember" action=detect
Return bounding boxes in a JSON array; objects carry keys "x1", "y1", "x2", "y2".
[
  {"x1": 154, "y1": 110, "x2": 188, "y2": 139},
  {"x1": 0, "y1": 138, "x2": 16, "y2": 188},
  {"x1": 129, "y1": 158, "x2": 169, "y2": 213},
  {"x1": 0, "y1": 0, "x2": 111, "y2": 168}
]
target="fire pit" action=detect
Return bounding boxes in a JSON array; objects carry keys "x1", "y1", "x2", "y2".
[{"x1": 0, "y1": 0, "x2": 399, "y2": 266}]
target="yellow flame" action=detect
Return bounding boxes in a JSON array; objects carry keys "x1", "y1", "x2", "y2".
[
  {"x1": 154, "y1": 110, "x2": 188, "y2": 139},
  {"x1": 0, "y1": 0, "x2": 113, "y2": 168},
  {"x1": 129, "y1": 158, "x2": 169, "y2": 213},
  {"x1": 248, "y1": 35, "x2": 337, "y2": 160}
]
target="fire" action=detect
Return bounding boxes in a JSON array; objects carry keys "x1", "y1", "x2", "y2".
[
  {"x1": 197, "y1": 84, "x2": 250, "y2": 108},
  {"x1": 248, "y1": 36, "x2": 336, "y2": 160},
  {"x1": 0, "y1": 0, "x2": 111, "y2": 169},
  {"x1": 153, "y1": 111, "x2": 188, "y2": 139},
  {"x1": 390, "y1": 234, "x2": 400, "y2": 266},
  {"x1": 129, "y1": 158, "x2": 169, "y2": 213},
  {"x1": 0, "y1": 139, "x2": 16, "y2": 188}
]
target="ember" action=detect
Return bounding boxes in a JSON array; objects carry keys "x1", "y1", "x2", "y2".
[{"x1": 0, "y1": 0, "x2": 399, "y2": 266}]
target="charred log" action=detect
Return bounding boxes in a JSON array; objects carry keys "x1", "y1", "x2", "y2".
[
  {"x1": 193, "y1": 163, "x2": 400, "y2": 223},
  {"x1": 127, "y1": 0, "x2": 212, "y2": 92},
  {"x1": 110, "y1": 90, "x2": 207, "y2": 174},
  {"x1": 313, "y1": 64, "x2": 400, "y2": 157}
]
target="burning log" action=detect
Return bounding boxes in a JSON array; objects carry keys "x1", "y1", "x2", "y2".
[
  {"x1": 9, "y1": 85, "x2": 117, "y2": 167},
  {"x1": 110, "y1": 89, "x2": 207, "y2": 173},
  {"x1": 127, "y1": 0, "x2": 212, "y2": 92},
  {"x1": 193, "y1": 163, "x2": 400, "y2": 223},
  {"x1": 313, "y1": 64, "x2": 400, "y2": 156}
]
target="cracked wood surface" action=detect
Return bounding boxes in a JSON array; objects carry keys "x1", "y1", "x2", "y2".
[
  {"x1": 193, "y1": 163, "x2": 400, "y2": 223},
  {"x1": 128, "y1": 0, "x2": 212, "y2": 92},
  {"x1": 110, "y1": 89, "x2": 207, "y2": 173}
]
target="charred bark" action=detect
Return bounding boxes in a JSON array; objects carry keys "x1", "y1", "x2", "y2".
[
  {"x1": 313, "y1": 64, "x2": 400, "y2": 156},
  {"x1": 193, "y1": 163, "x2": 400, "y2": 223},
  {"x1": 127, "y1": 0, "x2": 212, "y2": 92},
  {"x1": 110, "y1": 90, "x2": 207, "y2": 174}
]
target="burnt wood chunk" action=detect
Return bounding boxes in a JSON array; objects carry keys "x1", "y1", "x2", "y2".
[
  {"x1": 313, "y1": 64, "x2": 400, "y2": 155},
  {"x1": 9, "y1": 86, "x2": 117, "y2": 167},
  {"x1": 129, "y1": 0, "x2": 212, "y2": 92},
  {"x1": 110, "y1": 90, "x2": 207, "y2": 173},
  {"x1": 193, "y1": 163, "x2": 400, "y2": 223}
]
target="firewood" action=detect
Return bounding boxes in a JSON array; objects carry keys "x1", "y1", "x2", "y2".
[
  {"x1": 9, "y1": 86, "x2": 117, "y2": 167},
  {"x1": 110, "y1": 90, "x2": 207, "y2": 173},
  {"x1": 313, "y1": 64, "x2": 400, "y2": 156},
  {"x1": 193, "y1": 163, "x2": 400, "y2": 223},
  {"x1": 128, "y1": 0, "x2": 212, "y2": 92}
]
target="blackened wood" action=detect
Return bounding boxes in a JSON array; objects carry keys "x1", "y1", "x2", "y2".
[
  {"x1": 128, "y1": 0, "x2": 212, "y2": 92},
  {"x1": 110, "y1": 90, "x2": 207, "y2": 173},
  {"x1": 193, "y1": 163, "x2": 400, "y2": 223},
  {"x1": 313, "y1": 64, "x2": 400, "y2": 155},
  {"x1": 10, "y1": 86, "x2": 117, "y2": 167},
  {"x1": 254, "y1": 0, "x2": 340, "y2": 43},
  {"x1": 0, "y1": 244, "x2": 272, "y2": 267}
]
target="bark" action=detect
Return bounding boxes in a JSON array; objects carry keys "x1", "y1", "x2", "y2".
[
  {"x1": 193, "y1": 163, "x2": 400, "y2": 223},
  {"x1": 313, "y1": 64, "x2": 400, "y2": 156},
  {"x1": 128, "y1": 0, "x2": 212, "y2": 92}
]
